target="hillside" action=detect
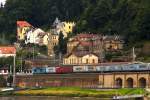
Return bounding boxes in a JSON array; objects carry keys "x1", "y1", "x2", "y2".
[{"x1": 0, "y1": 0, "x2": 150, "y2": 44}]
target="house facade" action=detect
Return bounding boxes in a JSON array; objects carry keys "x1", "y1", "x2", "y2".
[
  {"x1": 60, "y1": 22, "x2": 75, "y2": 37},
  {"x1": 17, "y1": 21, "x2": 32, "y2": 40},
  {"x1": 67, "y1": 33, "x2": 103, "y2": 56},
  {"x1": 63, "y1": 52, "x2": 99, "y2": 65},
  {"x1": 25, "y1": 28, "x2": 46, "y2": 45},
  {"x1": 42, "y1": 33, "x2": 49, "y2": 45},
  {"x1": 104, "y1": 35, "x2": 124, "y2": 51},
  {"x1": 47, "y1": 32, "x2": 59, "y2": 56},
  {"x1": 67, "y1": 34, "x2": 124, "y2": 54},
  {"x1": 52, "y1": 18, "x2": 75, "y2": 37}
]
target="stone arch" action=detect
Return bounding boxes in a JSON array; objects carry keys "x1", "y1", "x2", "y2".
[
  {"x1": 126, "y1": 78, "x2": 133, "y2": 88},
  {"x1": 115, "y1": 78, "x2": 122, "y2": 88},
  {"x1": 139, "y1": 77, "x2": 146, "y2": 88}
]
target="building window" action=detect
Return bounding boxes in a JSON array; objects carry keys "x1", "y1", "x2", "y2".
[
  {"x1": 4, "y1": 70, "x2": 7, "y2": 73},
  {"x1": 69, "y1": 26, "x2": 71, "y2": 29},
  {"x1": 93, "y1": 59, "x2": 95, "y2": 63},
  {"x1": 86, "y1": 59, "x2": 88, "y2": 64}
]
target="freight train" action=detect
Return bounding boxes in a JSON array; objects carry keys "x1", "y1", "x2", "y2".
[{"x1": 32, "y1": 63, "x2": 150, "y2": 74}]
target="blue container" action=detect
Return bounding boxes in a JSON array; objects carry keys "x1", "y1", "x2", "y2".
[{"x1": 32, "y1": 67, "x2": 46, "y2": 74}]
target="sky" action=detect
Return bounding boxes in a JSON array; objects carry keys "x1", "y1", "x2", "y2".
[{"x1": 0, "y1": 0, "x2": 6, "y2": 4}]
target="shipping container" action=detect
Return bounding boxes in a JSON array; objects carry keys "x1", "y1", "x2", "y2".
[
  {"x1": 96, "y1": 66, "x2": 105, "y2": 72},
  {"x1": 46, "y1": 67, "x2": 56, "y2": 73},
  {"x1": 56, "y1": 66, "x2": 73, "y2": 74},
  {"x1": 86, "y1": 66, "x2": 96, "y2": 72},
  {"x1": 73, "y1": 66, "x2": 87, "y2": 72},
  {"x1": 32, "y1": 67, "x2": 46, "y2": 74},
  {"x1": 135, "y1": 64, "x2": 148, "y2": 71}
]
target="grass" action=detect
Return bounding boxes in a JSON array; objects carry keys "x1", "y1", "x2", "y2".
[{"x1": 13, "y1": 87, "x2": 145, "y2": 97}]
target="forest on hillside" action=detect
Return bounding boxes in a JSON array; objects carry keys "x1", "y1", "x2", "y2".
[{"x1": 0, "y1": 0, "x2": 150, "y2": 44}]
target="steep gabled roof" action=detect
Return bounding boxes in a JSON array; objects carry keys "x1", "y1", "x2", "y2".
[
  {"x1": 17, "y1": 21, "x2": 32, "y2": 27},
  {"x1": 64, "y1": 51, "x2": 98, "y2": 58}
]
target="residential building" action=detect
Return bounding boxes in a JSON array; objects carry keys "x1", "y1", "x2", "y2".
[
  {"x1": 42, "y1": 33, "x2": 49, "y2": 45},
  {"x1": 25, "y1": 28, "x2": 46, "y2": 45},
  {"x1": 64, "y1": 33, "x2": 103, "y2": 65},
  {"x1": 67, "y1": 34, "x2": 124, "y2": 53},
  {"x1": 17, "y1": 21, "x2": 32, "y2": 40},
  {"x1": 63, "y1": 52, "x2": 99, "y2": 65},
  {"x1": 47, "y1": 32, "x2": 59, "y2": 57},
  {"x1": 67, "y1": 33, "x2": 103, "y2": 55},
  {"x1": 65, "y1": 33, "x2": 124, "y2": 64},
  {"x1": 0, "y1": 46, "x2": 16, "y2": 57},
  {"x1": 60, "y1": 22, "x2": 75, "y2": 37},
  {"x1": 104, "y1": 35, "x2": 124, "y2": 51},
  {"x1": 52, "y1": 17, "x2": 75, "y2": 37},
  {"x1": 47, "y1": 18, "x2": 75, "y2": 57}
]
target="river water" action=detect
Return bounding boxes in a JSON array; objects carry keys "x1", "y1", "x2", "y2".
[{"x1": 0, "y1": 96, "x2": 109, "y2": 100}]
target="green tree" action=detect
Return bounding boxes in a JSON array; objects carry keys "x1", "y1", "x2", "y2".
[
  {"x1": 7, "y1": 75, "x2": 13, "y2": 87},
  {"x1": 58, "y1": 32, "x2": 67, "y2": 54},
  {"x1": 0, "y1": 76, "x2": 6, "y2": 87}
]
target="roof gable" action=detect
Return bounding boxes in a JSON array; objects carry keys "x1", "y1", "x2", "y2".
[{"x1": 17, "y1": 21, "x2": 32, "y2": 27}]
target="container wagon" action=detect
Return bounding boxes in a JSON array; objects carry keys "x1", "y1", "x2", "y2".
[
  {"x1": 56, "y1": 66, "x2": 73, "y2": 74},
  {"x1": 32, "y1": 67, "x2": 47, "y2": 74},
  {"x1": 46, "y1": 67, "x2": 56, "y2": 73},
  {"x1": 73, "y1": 66, "x2": 88, "y2": 72}
]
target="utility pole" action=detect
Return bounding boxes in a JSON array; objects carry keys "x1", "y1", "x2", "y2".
[
  {"x1": 12, "y1": 53, "x2": 16, "y2": 87},
  {"x1": 33, "y1": 45, "x2": 35, "y2": 60},
  {"x1": 132, "y1": 47, "x2": 136, "y2": 62},
  {"x1": 100, "y1": 36, "x2": 104, "y2": 63},
  {"x1": 9, "y1": 65, "x2": 12, "y2": 75},
  {"x1": 21, "y1": 56, "x2": 23, "y2": 73}
]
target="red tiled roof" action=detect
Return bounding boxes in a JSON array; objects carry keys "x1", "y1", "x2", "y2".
[
  {"x1": 0, "y1": 46, "x2": 16, "y2": 54},
  {"x1": 75, "y1": 34, "x2": 94, "y2": 39},
  {"x1": 79, "y1": 41, "x2": 92, "y2": 46},
  {"x1": 64, "y1": 51, "x2": 98, "y2": 58},
  {"x1": 17, "y1": 21, "x2": 32, "y2": 27}
]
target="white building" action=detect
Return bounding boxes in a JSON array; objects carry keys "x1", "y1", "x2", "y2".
[
  {"x1": 25, "y1": 28, "x2": 46, "y2": 45},
  {"x1": 42, "y1": 33, "x2": 49, "y2": 45}
]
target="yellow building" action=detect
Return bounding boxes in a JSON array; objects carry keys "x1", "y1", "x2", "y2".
[
  {"x1": 63, "y1": 52, "x2": 99, "y2": 65},
  {"x1": 17, "y1": 21, "x2": 32, "y2": 40},
  {"x1": 53, "y1": 18, "x2": 75, "y2": 37},
  {"x1": 61, "y1": 22, "x2": 75, "y2": 37}
]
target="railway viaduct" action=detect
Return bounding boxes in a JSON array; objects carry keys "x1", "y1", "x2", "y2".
[
  {"x1": 15, "y1": 72, "x2": 150, "y2": 88},
  {"x1": 99, "y1": 72, "x2": 150, "y2": 88}
]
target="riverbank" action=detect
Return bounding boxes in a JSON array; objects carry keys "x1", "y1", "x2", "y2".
[{"x1": 12, "y1": 87, "x2": 145, "y2": 98}]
